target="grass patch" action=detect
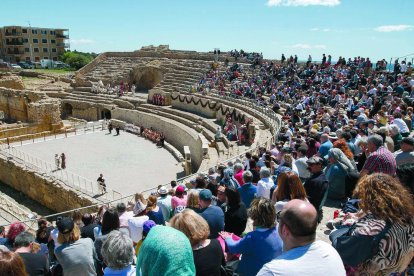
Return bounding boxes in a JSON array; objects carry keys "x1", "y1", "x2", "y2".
[{"x1": 25, "y1": 68, "x2": 76, "y2": 75}]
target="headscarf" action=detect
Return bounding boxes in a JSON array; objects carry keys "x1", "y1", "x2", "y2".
[
  {"x1": 220, "y1": 168, "x2": 239, "y2": 189},
  {"x1": 328, "y1": 148, "x2": 354, "y2": 172},
  {"x1": 137, "y1": 225, "x2": 195, "y2": 276}
]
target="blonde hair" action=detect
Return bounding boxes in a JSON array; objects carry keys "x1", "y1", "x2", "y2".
[
  {"x1": 169, "y1": 209, "x2": 209, "y2": 246},
  {"x1": 57, "y1": 224, "x2": 81, "y2": 244},
  {"x1": 186, "y1": 190, "x2": 199, "y2": 209},
  {"x1": 134, "y1": 193, "x2": 146, "y2": 205}
]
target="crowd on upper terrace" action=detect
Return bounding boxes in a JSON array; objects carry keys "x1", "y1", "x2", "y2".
[{"x1": 0, "y1": 53, "x2": 414, "y2": 276}]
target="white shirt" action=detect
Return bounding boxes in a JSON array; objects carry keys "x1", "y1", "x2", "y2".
[
  {"x1": 393, "y1": 118, "x2": 410, "y2": 134},
  {"x1": 127, "y1": 216, "x2": 149, "y2": 243},
  {"x1": 257, "y1": 240, "x2": 345, "y2": 276},
  {"x1": 256, "y1": 177, "x2": 275, "y2": 199},
  {"x1": 295, "y1": 157, "x2": 311, "y2": 179}
]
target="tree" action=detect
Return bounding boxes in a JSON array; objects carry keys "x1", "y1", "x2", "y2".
[{"x1": 60, "y1": 51, "x2": 98, "y2": 70}]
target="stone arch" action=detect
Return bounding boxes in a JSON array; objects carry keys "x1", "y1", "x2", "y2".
[
  {"x1": 61, "y1": 103, "x2": 73, "y2": 119},
  {"x1": 130, "y1": 65, "x2": 164, "y2": 92},
  {"x1": 101, "y1": 108, "x2": 111, "y2": 120}
]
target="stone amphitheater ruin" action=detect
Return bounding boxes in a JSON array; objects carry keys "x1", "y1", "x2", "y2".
[{"x1": 0, "y1": 45, "x2": 280, "y2": 230}]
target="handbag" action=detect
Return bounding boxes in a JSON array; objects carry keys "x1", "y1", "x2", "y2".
[{"x1": 330, "y1": 222, "x2": 391, "y2": 267}]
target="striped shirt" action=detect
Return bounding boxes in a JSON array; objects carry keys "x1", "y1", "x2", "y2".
[{"x1": 362, "y1": 146, "x2": 397, "y2": 175}]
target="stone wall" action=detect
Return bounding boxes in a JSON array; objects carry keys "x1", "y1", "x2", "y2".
[
  {"x1": 171, "y1": 93, "x2": 217, "y2": 118},
  {"x1": 0, "y1": 157, "x2": 98, "y2": 212}
]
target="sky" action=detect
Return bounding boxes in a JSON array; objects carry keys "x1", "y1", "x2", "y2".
[{"x1": 1, "y1": 0, "x2": 413, "y2": 62}]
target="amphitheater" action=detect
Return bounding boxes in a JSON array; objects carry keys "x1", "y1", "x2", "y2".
[{"x1": 0, "y1": 45, "x2": 284, "y2": 231}]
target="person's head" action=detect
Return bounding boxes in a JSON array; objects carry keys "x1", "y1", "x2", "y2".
[
  {"x1": 216, "y1": 185, "x2": 226, "y2": 203},
  {"x1": 175, "y1": 185, "x2": 185, "y2": 197},
  {"x1": 14, "y1": 232, "x2": 35, "y2": 250},
  {"x1": 275, "y1": 172, "x2": 307, "y2": 202},
  {"x1": 194, "y1": 177, "x2": 207, "y2": 189},
  {"x1": 101, "y1": 230, "x2": 134, "y2": 270},
  {"x1": 146, "y1": 195, "x2": 158, "y2": 212},
  {"x1": 259, "y1": 167, "x2": 271, "y2": 179},
  {"x1": 116, "y1": 203, "x2": 127, "y2": 214},
  {"x1": 355, "y1": 173, "x2": 414, "y2": 225},
  {"x1": 242, "y1": 170, "x2": 253, "y2": 183},
  {"x1": 186, "y1": 190, "x2": 200, "y2": 209},
  {"x1": 297, "y1": 146, "x2": 307, "y2": 158},
  {"x1": 367, "y1": 134, "x2": 384, "y2": 153},
  {"x1": 0, "y1": 226, "x2": 5, "y2": 237},
  {"x1": 306, "y1": 156, "x2": 324, "y2": 174},
  {"x1": 320, "y1": 133, "x2": 329, "y2": 143},
  {"x1": 81, "y1": 213, "x2": 93, "y2": 226},
  {"x1": 198, "y1": 189, "x2": 212, "y2": 209},
  {"x1": 388, "y1": 124, "x2": 400, "y2": 136},
  {"x1": 278, "y1": 199, "x2": 318, "y2": 250},
  {"x1": 72, "y1": 210, "x2": 82, "y2": 223},
  {"x1": 6, "y1": 222, "x2": 25, "y2": 244},
  {"x1": 333, "y1": 139, "x2": 353, "y2": 160},
  {"x1": 400, "y1": 137, "x2": 414, "y2": 152},
  {"x1": 396, "y1": 163, "x2": 414, "y2": 195},
  {"x1": 233, "y1": 163, "x2": 243, "y2": 173},
  {"x1": 101, "y1": 208, "x2": 120, "y2": 235},
  {"x1": 225, "y1": 187, "x2": 241, "y2": 207},
  {"x1": 282, "y1": 154, "x2": 293, "y2": 168},
  {"x1": 0, "y1": 249, "x2": 28, "y2": 276},
  {"x1": 223, "y1": 168, "x2": 234, "y2": 179},
  {"x1": 248, "y1": 198, "x2": 277, "y2": 228},
  {"x1": 134, "y1": 193, "x2": 146, "y2": 204},
  {"x1": 35, "y1": 218, "x2": 49, "y2": 243},
  {"x1": 57, "y1": 217, "x2": 80, "y2": 244},
  {"x1": 170, "y1": 209, "x2": 209, "y2": 246}
]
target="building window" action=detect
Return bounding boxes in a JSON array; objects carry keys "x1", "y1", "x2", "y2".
[
  {"x1": 50, "y1": 31, "x2": 55, "y2": 35},
  {"x1": 52, "y1": 48, "x2": 57, "y2": 53},
  {"x1": 51, "y1": 39, "x2": 56, "y2": 44},
  {"x1": 43, "y1": 48, "x2": 48, "y2": 53},
  {"x1": 33, "y1": 38, "x2": 38, "y2": 43},
  {"x1": 25, "y1": 48, "x2": 30, "y2": 52},
  {"x1": 35, "y1": 57, "x2": 40, "y2": 62},
  {"x1": 44, "y1": 57, "x2": 48, "y2": 59},
  {"x1": 22, "y1": 29, "x2": 27, "y2": 33},
  {"x1": 32, "y1": 29, "x2": 38, "y2": 34},
  {"x1": 53, "y1": 57, "x2": 57, "y2": 61},
  {"x1": 34, "y1": 48, "x2": 39, "y2": 53},
  {"x1": 42, "y1": 39, "x2": 47, "y2": 43},
  {"x1": 24, "y1": 38, "x2": 28, "y2": 43},
  {"x1": 41, "y1": 30, "x2": 47, "y2": 35},
  {"x1": 26, "y1": 57, "x2": 31, "y2": 61}
]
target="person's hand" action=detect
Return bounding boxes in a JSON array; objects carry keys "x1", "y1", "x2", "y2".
[{"x1": 219, "y1": 231, "x2": 232, "y2": 240}]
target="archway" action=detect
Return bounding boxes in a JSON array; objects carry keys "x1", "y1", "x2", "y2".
[
  {"x1": 61, "y1": 103, "x2": 73, "y2": 119},
  {"x1": 130, "y1": 66, "x2": 164, "y2": 93},
  {"x1": 101, "y1": 108, "x2": 111, "y2": 120}
]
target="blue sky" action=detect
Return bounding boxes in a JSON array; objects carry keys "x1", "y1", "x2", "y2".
[{"x1": 2, "y1": 0, "x2": 413, "y2": 61}]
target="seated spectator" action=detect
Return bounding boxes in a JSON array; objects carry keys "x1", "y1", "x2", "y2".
[
  {"x1": 14, "y1": 231, "x2": 50, "y2": 276},
  {"x1": 360, "y1": 134, "x2": 397, "y2": 177},
  {"x1": 220, "y1": 168, "x2": 240, "y2": 189},
  {"x1": 135, "y1": 220, "x2": 156, "y2": 257},
  {"x1": 224, "y1": 187, "x2": 248, "y2": 236},
  {"x1": 394, "y1": 137, "x2": 414, "y2": 166},
  {"x1": 145, "y1": 195, "x2": 166, "y2": 225},
  {"x1": 80, "y1": 213, "x2": 97, "y2": 241},
  {"x1": 257, "y1": 199, "x2": 345, "y2": 275},
  {"x1": 93, "y1": 205, "x2": 108, "y2": 239},
  {"x1": 389, "y1": 124, "x2": 403, "y2": 151},
  {"x1": 256, "y1": 167, "x2": 274, "y2": 199},
  {"x1": 326, "y1": 148, "x2": 356, "y2": 200},
  {"x1": 101, "y1": 230, "x2": 136, "y2": 276},
  {"x1": 72, "y1": 210, "x2": 84, "y2": 229},
  {"x1": 171, "y1": 185, "x2": 187, "y2": 214},
  {"x1": 129, "y1": 193, "x2": 147, "y2": 216},
  {"x1": 238, "y1": 171, "x2": 257, "y2": 208},
  {"x1": 0, "y1": 222, "x2": 25, "y2": 250},
  {"x1": 94, "y1": 208, "x2": 120, "y2": 275},
  {"x1": 303, "y1": 156, "x2": 329, "y2": 222},
  {"x1": 186, "y1": 190, "x2": 201, "y2": 213},
  {"x1": 116, "y1": 202, "x2": 133, "y2": 233},
  {"x1": 216, "y1": 185, "x2": 227, "y2": 211},
  {"x1": 170, "y1": 209, "x2": 225, "y2": 276},
  {"x1": 136, "y1": 226, "x2": 195, "y2": 275},
  {"x1": 272, "y1": 172, "x2": 308, "y2": 213},
  {"x1": 54, "y1": 217, "x2": 97, "y2": 276},
  {"x1": 0, "y1": 248, "x2": 28, "y2": 276},
  {"x1": 295, "y1": 146, "x2": 310, "y2": 183},
  {"x1": 220, "y1": 198, "x2": 283, "y2": 276},
  {"x1": 199, "y1": 189, "x2": 224, "y2": 239},
  {"x1": 318, "y1": 133, "x2": 333, "y2": 159},
  {"x1": 345, "y1": 173, "x2": 414, "y2": 274},
  {"x1": 396, "y1": 163, "x2": 414, "y2": 195}
]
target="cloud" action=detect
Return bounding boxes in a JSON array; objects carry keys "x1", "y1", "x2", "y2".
[
  {"x1": 310, "y1": 28, "x2": 330, "y2": 32},
  {"x1": 71, "y1": 39, "x2": 95, "y2": 45},
  {"x1": 374, "y1": 25, "x2": 413, "y2": 32},
  {"x1": 291, "y1": 43, "x2": 326, "y2": 49},
  {"x1": 267, "y1": 0, "x2": 340, "y2": 7}
]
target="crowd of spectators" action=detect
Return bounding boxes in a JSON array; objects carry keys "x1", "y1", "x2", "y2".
[{"x1": 1, "y1": 54, "x2": 414, "y2": 275}]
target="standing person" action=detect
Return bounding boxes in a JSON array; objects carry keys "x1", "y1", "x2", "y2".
[
  {"x1": 60, "y1": 153, "x2": 66, "y2": 169},
  {"x1": 199, "y1": 189, "x2": 224, "y2": 239},
  {"x1": 0, "y1": 249, "x2": 28, "y2": 276},
  {"x1": 238, "y1": 171, "x2": 257, "y2": 208},
  {"x1": 115, "y1": 127, "x2": 120, "y2": 136},
  {"x1": 157, "y1": 186, "x2": 172, "y2": 222},
  {"x1": 257, "y1": 200, "x2": 345, "y2": 276},
  {"x1": 108, "y1": 122, "x2": 113, "y2": 134},
  {"x1": 97, "y1": 174, "x2": 107, "y2": 194},
  {"x1": 256, "y1": 167, "x2": 274, "y2": 199},
  {"x1": 55, "y1": 154, "x2": 60, "y2": 171}
]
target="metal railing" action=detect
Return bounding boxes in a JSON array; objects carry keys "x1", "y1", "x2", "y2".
[
  {"x1": 0, "y1": 194, "x2": 38, "y2": 231},
  {"x1": 0, "y1": 93, "x2": 282, "y2": 227}
]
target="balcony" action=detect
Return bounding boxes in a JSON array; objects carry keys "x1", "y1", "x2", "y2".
[
  {"x1": 5, "y1": 41, "x2": 24, "y2": 46},
  {"x1": 7, "y1": 50, "x2": 24, "y2": 55},
  {"x1": 56, "y1": 34, "x2": 69, "y2": 39},
  {"x1": 4, "y1": 32, "x2": 22, "y2": 36},
  {"x1": 56, "y1": 42, "x2": 70, "y2": 48}
]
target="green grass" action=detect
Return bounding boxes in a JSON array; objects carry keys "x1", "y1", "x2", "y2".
[{"x1": 25, "y1": 68, "x2": 76, "y2": 75}]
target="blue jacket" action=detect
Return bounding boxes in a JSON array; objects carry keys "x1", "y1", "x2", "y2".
[{"x1": 238, "y1": 182, "x2": 257, "y2": 208}]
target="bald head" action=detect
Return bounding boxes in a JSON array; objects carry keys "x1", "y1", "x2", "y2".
[
  {"x1": 280, "y1": 199, "x2": 318, "y2": 239},
  {"x1": 320, "y1": 134, "x2": 328, "y2": 142}
]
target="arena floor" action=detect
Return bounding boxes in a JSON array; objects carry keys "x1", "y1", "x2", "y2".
[{"x1": 11, "y1": 130, "x2": 184, "y2": 197}]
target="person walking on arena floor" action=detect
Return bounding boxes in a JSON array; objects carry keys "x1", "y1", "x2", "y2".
[
  {"x1": 97, "y1": 174, "x2": 107, "y2": 194},
  {"x1": 55, "y1": 154, "x2": 60, "y2": 171},
  {"x1": 61, "y1": 153, "x2": 66, "y2": 169}
]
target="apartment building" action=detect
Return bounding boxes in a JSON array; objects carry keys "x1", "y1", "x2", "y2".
[{"x1": 0, "y1": 26, "x2": 69, "y2": 63}]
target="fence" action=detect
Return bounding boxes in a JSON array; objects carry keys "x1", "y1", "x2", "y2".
[
  {"x1": 0, "y1": 194, "x2": 38, "y2": 231},
  {"x1": 0, "y1": 93, "x2": 282, "y2": 227}
]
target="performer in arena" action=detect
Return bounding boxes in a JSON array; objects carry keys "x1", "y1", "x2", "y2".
[{"x1": 97, "y1": 173, "x2": 107, "y2": 194}]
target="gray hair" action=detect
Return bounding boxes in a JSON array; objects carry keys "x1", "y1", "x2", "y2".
[
  {"x1": 356, "y1": 136, "x2": 368, "y2": 147},
  {"x1": 101, "y1": 230, "x2": 134, "y2": 269},
  {"x1": 367, "y1": 134, "x2": 384, "y2": 149},
  {"x1": 242, "y1": 170, "x2": 253, "y2": 182},
  {"x1": 259, "y1": 167, "x2": 271, "y2": 178},
  {"x1": 234, "y1": 163, "x2": 243, "y2": 172},
  {"x1": 14, "y1": 232, "x2": 34, "y2": 248},
  {"x1": 388, "y1": 124, "x2": 400, "y2": 135}
]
